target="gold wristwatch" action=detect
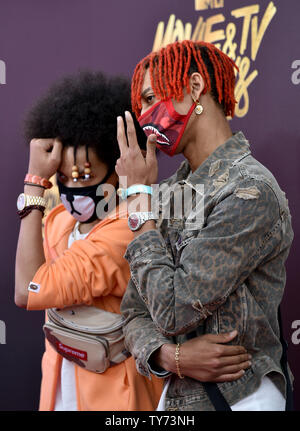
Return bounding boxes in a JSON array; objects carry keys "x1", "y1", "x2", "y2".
[{"x1": 17, "y1": 193, "x2": 47, "y2": 219}]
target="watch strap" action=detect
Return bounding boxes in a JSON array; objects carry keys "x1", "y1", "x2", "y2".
[{"x1": 25, "y1": 194, "x2": 47, "y2": 207}]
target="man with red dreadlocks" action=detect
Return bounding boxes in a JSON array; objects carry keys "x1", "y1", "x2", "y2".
[{"x1": 116, "y1": 41, "x2": 294, "y2": 411}]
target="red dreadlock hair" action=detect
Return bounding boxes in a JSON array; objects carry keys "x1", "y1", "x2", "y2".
[{"x1": 131, "y1": 40, "x2": 239, "y2": 118}]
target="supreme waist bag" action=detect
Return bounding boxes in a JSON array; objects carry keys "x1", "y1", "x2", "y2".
[{"x1": 43, "y1": 305, "x2": 130, "y2": 373}]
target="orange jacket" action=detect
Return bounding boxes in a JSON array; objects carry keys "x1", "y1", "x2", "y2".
[{"x1": 27, "y1": 203, "x2": 163, "y2": 411}]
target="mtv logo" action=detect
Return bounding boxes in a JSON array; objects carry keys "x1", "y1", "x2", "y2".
[{"x1": 195, "y1": 0, "x2": 224, "y2": 10}]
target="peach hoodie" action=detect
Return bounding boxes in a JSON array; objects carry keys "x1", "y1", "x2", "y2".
[{"x1": 26, "y1": 202, "x2": 163, "y2": 411}]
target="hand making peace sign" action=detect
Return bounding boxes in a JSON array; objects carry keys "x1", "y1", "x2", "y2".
[{"x1": 115, "y1": 111, "x2": 158, "y2": 188}]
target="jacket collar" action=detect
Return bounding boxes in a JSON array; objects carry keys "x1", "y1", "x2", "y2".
[{"x1": 174, "y1": 131, "x2": 251, "y2": 186}]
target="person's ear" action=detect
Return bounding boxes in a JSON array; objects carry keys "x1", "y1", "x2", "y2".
[{"x1": 189, "y1": 72, "x2": 205, "y2": 102}]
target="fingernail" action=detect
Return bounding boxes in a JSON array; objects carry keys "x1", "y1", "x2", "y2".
[
  {"x1": 125, "y1": 111, "x2": 131, "y2": 118},
  {"x1": 248, "y1": 354, "x2": 252, "y2": 359},
  {"x1": 150, "y1": 134, "x2": 157, "y2": 142},
  {"x1": 230, "y1": 330, "x2": 237, "y2": 336}
]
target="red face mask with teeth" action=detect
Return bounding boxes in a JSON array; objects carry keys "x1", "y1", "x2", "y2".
[{"x1": 138, "y1": 98, "x2": 195, "y2": 156}]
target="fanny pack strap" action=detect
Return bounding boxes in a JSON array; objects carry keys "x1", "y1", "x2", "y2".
[
  {"x1": 278, "y1": 306, "x2": 294, "y2": 411},
  {"x1": 202, "y1": 382, "x2": 232, "y2": 411},
  {"x1": 200, "y1": 306, "x2": 293, "y2": 411}
]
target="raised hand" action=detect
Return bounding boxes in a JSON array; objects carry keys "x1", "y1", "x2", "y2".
[
  {"x1": 115, "y1": 111, "x2": 158, "y2": 188},
  {"x1": 28, "y1": 138, "x2": 63, "y2": 179}
]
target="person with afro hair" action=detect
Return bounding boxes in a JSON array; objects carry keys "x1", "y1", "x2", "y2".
[
  {"x1": 14, "y1": 70, "x2": 164, "y2": 411},
  {"x1": 23, "y1": 70, "x2": 147, "y2": 172}
]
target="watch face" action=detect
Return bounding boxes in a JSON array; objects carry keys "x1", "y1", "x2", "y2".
[
  {"x1": 128, "y1": 213, "x2": 140, "y2": 231},
  {"x1": 17, "y1": 193, "x2": 26, "y2": 211}
]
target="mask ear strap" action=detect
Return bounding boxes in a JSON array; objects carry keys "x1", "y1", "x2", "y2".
[
  {"x1": 84, "y1": 145, "x2": 92, "y2": 179},
  {"x1": 72, "y1": 145, "x2": 79, "y2": 182}
]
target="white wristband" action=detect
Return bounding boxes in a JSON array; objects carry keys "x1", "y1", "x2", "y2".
[{"x1": 117, "y1": 184, "x2": 153, "y2": 200}]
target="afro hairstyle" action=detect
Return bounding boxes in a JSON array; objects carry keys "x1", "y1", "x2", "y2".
[{"x1": 24, "y1": 70, "x2": 147, "y2": 169}]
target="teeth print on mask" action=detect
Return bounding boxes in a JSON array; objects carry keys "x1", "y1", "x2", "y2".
[
  {"x1": 138, "y1": 98, "x2": 195, "y2": 156},
  {"x1": 57, "y1": 168, "x2": 114, "y2": 223}
]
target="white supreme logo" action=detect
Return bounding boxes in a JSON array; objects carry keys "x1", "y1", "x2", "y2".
[{"x1": 57, "y1": 342, "x2": 87, "y2": 360}]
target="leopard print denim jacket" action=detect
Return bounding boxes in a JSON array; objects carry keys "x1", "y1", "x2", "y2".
[{"x1": 121, "y1": 131, "x2": 294, "y2": 411}]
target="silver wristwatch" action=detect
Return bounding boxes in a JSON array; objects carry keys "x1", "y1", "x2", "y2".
[{"x1": 127, "y1": 211, "x2": 156, "y2": 231}]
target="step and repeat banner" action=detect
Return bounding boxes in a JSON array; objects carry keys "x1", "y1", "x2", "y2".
[{"x1": 0, "y1": 0, "x2": 299, "y2": 410}]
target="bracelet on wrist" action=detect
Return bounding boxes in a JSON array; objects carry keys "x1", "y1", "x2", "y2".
[
  {"x1": 174, "y1": 343, "x2": 185, "y2": 379},
  {"x1": 17, "y1": 205, "x2": 45, "y2": 219},
  {"x1": 24, "y1": 182, "x2": 46, "y2": 189},
  {"x1": 24, "y1": 173, "x2": 53, "y2": 189},
  {"x1": 117, "y1": 184, "x2": 152, "y2": 200}
]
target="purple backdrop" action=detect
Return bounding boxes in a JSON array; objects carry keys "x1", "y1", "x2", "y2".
[{"x1": 0, "y1": 0, "x2": 299, "y2": 410}]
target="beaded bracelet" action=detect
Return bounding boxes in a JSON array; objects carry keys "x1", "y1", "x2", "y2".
[
  {"x1": 24, "y1": 174, "x2": 53, "y2": 189},
  {"x1": 175, "y1": 343, "x2": 185, "y2": 379}
]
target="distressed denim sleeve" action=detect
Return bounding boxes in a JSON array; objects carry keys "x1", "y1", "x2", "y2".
[
  {"x1": 120, "y1": 278, "x2": 173, "y2": 378},
  {"x1": 124, "y1": 179, "x2": 284, "y2": 336}
]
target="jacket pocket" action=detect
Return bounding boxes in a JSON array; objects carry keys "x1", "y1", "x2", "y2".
[
  {"x1": 174, "y1": 229, "x2": 200, "y2": 266},
  {"x1": 207, "y1": 283, "x2": 248, "y2": 342}
]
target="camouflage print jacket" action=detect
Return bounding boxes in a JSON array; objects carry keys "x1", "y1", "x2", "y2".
[{"x1": 121, "y1": 131, "x2": 294, "y2": 411}]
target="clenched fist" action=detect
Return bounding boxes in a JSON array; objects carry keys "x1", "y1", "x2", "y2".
[{"x1": 28, "y1": 138, "x2": 63, "y2": 179}]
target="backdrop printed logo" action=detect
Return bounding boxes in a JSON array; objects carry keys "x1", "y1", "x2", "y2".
[
  {"x1": 0, "y1": 320, "x2": 6, "y2": 344},
  {"x1": 291, "y1": 60, "x2": 300, "y2": 85},
  {"x1": 0, "y1": 59, "x2": 6, "y2": 84},
  {"x1": 195, "y1": 0, "x2": 224, "y2": 10},
  {"x1": 152, "y1": 1, "x2": 277, "y2": 118}
]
